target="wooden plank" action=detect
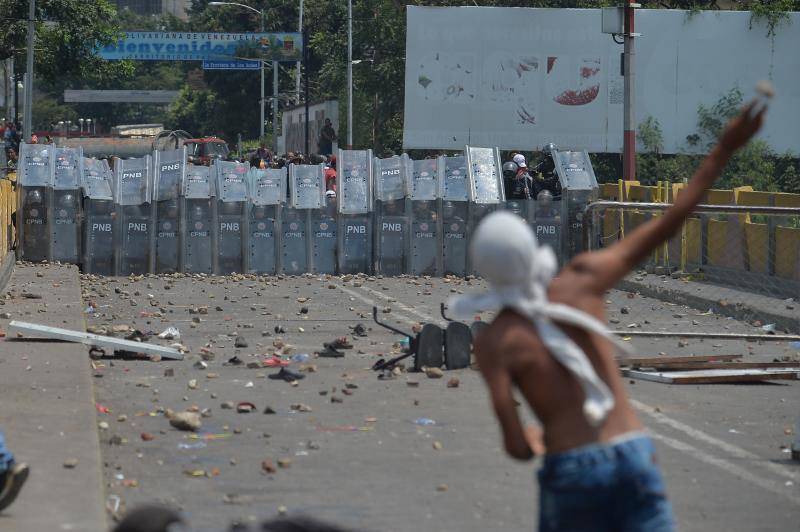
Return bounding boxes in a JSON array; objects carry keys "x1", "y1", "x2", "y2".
[
  {"x1": 623, "y1": 368, "x2": 800, "y2": 384},
  {"x1": 628, "y1": 362, "x2": 800, "y2": 371},
  {"x1": 7, "y1": 321, "x2": 183, "y2": 360},
  {"x1": 617, "y1": 354, "x2": 743, "y2": 366}
]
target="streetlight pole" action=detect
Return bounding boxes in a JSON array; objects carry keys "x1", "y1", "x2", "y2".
[
  {"x1": 347, "y1": 0, "x2": 353, "y2": 149},
  {"x1": 209, "y1": 1, "x2": 266, "y2": 140},
  {"x1": 296, "y1": 0, "x2": 303, "y2": 105},
  {"x1": 23, "y1": 0, "x2": 35, "y2": 141}
]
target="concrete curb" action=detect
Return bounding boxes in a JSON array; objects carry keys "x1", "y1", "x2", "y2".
[{"x1": 618, "y1": 278, "x2": 799, "y2": 335}]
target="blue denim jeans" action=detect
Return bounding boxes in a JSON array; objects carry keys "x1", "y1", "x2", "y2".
[
  {"x1": 537, "y1": 433, "x2": 674, "y2": 532},
  {"x1": 0, "y1": 430, "x2": 13, "y2": 473}
]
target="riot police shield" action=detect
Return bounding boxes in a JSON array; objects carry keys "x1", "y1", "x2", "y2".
[
  {"x1": 311, "y1": 195, "x2": 338, "y2": 274},
  {"x1": 213, "y1": 161, "x2": 249, "y2": 274},
  {"x1": 152, "y1": 148, "x2": 186, "y2": 273},
  {"x1": 246, "y1": 167, "x2": 285, "y2": 274},
  {"x1": 181, "y1": 164, "x2": 215, "y2": 274},
  {"x1": 439, "y1": 156, "x2": 469, "y2": 277},
  {"x1": 530, "y1": 191, "x2": 565, "y2": 266},
  {"x1": 81, "y1": 158, "x2": 115, "y2": 275},
  {"x1": 465, "y1": 146, "x2": 504, "y2": 204},
  {"x1": 280, "y1": 207, "x2": 308, "y2": 274},
  {"x1": 337, "y1": 149, "x2": 373, "y2": 215},
  {"x1": 114, "y1": 155, "x2": 153, "y2": 276},
  {"x1": 373, "y1": 156, "x2": 410, "y2": 276},
  {"x1": 336, "y1": 150, "x2": 372, "y2": 274},
  {"x1": 409, "y1": 159, "x2": 442, "y2": 276},
  {"x1": 441, "y1": 200, "x2": 468, "y2": 277},
  {"x1": 50, "y1": 147, "x2": 83, "y2": 264},
  {"x1": 282, "y1": 164, "x2": 324, "y2": 274},
  {"x1": 16, "y1": 143, "x2": 54, "y2": 262},
  {"x1": 551, "y1": 150, "x2": 598, "y2": 259},
  {"x1": 289, "y1": 163, "x2": 325, "y2": 210},
  {"x1": 466, "y1": 203, "x2": 498, "y2": 276}
]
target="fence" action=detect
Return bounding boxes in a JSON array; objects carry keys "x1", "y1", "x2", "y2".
[{"x1": 0, "y1": 171, "x2": 12, "y2": 266}]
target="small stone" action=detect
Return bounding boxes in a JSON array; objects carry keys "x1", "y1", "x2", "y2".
[
  {"x1": 98, "y1": 421, "x2": 110, "y2": 430},
  {"x1": 0, "y1": 312, "x2": 12, "y2": 319},
  {"x1": 678, "y1": 339, "x2": 689, "y2": 347},
  {"x1": 436, "y1": 484, "x2": 448, "y2": 492},
  {"x1": 117, "y1": 414, "x2": 127, "y2": 423},
  {"x1": 235, "y1": 336, "x2": 248, "y2": 348},
  {"x1": 263, "y1": 406, "x2": 276, "y2": 414},
  {"x1": 424, "y1": 367, "x2": 444, "y2": 379},
  {"x1": 620, "y1": 307, "x2": 630, "y2": 314},
  {"x1": 261, "y1": 460, "x2": 277, "y2": 474},
  {"x1": 140, "y1": 432, "x2": 155, "y2": 441},
  {"x1": 446, "y1": 378, "x2": 460, "y2": 388},
  {"x1": 277, "y1": 505, "x2": 288, "y2": 515},
  {"x1": 300, "y1": 306, "x2": 309, "y2": 314},
  {"x1": 432, "y1": 441, "x2": 443, "y2": 450},
  {"x1": 169, "y1": 411, "x2": 202, "y2": 432},
  {"x1": 221, "y1": 401, "x2": 235, "y2": 410},
  {"x1": 330, "y1": 396, "x2": 343, "y2": 404},
  {"x1": 277, "y1": 458, "x2": 292, "y2": 468},
  {"x1": 290, "y1": 403, "x2": 312, "y2": 413},
  {"x1": 188, "y1": 379, "x2": 198, "y2": 390},
  {"x1": 193, "y1": 361, "x2": 208, "y2": 370},
  {"x1": 63, "y1": 459, "x2": 79, "y2": 469},
  {"x1": 164, "y1": 368, "x2": 174, "y2": 377}
]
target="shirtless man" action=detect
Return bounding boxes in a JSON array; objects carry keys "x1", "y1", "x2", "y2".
[{"x1": 449, "y1": 101, "x2": 766, "y2": 531}]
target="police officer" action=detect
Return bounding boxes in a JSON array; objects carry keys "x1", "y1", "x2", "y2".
[
  {"x1": 531, "y1": 143, "x2": 563, "y2": 200},
  {"x1": 504, "y1": 154, "x2": 534, "y2": 200}
]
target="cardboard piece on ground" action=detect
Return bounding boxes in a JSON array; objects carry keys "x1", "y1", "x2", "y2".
[
  {"x1": 7, "y1": 320, "x2": 184, "y2": 360},
  {"x1": 623, "y1": 368, "x2": 800, "y2": 384}
]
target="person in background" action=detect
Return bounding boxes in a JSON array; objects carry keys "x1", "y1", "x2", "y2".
[
  {"x1": 531, "y1": 143, "x2": 562, "y2": 200},
  {"x1": 318, "y1": 118, "x2": 337, "y2": 156},
  {"x1": 325, "y1": 155, "x2": 337, "y2": 193},
  {"x1": 505, "y1": 153, "x2": 534, "y2": 200},
  {"x1": 0, "y1": 429, "x2": 29, "y2": 513}
]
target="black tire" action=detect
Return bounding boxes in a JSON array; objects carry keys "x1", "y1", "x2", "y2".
[
  {"x1": 444, "y1": 322, "x2": 472, "y2": 370},
  {"x1": 415, "y1": 323, "x2": 444, "y2": 371}
]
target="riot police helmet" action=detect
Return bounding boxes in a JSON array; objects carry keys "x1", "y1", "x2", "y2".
[
  {"x1": 502, "y1": 161, "x2": 519, "y2": 180},
  {"x1": 26, "y1": 189, "x2": 43, "y2": 205},
  {"x1": 537, "y1": 189, "x2": 554, "y2": 206},
  {"x1": 544, "y1": 143, "x2": 558, "y2": 156}
]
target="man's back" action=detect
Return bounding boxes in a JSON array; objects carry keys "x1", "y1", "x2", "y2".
[{"x1": 474, "y1": 252, "x2": 642, "y2": 453}]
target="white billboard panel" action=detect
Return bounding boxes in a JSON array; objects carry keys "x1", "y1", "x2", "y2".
[{"x1": 403, "y1": 7, "x2": 800, "y2": 153}]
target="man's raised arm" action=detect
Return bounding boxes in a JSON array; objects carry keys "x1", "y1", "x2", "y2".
[{"x1": 580, "y1": 101, "x2": 767, "y2": 293}]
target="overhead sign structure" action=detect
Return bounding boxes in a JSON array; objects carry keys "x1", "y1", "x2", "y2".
[
  {"x1": 202, "y1": 59, "x2": 261, "y2": 70},
  {"x1": 403, "y1": 7, "x2": 800, "y2": 154},
  {"x1": 64, "y1": 90, "x2": 179, "y2": 104},
  {"x1": 98, "y1": 32, "x2": 303, "y2": 62}
]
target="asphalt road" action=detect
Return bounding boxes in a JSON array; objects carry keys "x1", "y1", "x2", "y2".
[{"x1": 81, "y1": 273, "x2": 800, "y2": 532}]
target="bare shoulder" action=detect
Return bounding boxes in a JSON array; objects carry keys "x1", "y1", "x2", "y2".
[{"x1": 474, "y1": 311, "x2": 541, "y2": 362}]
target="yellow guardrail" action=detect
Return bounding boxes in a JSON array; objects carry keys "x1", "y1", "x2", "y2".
[
  {"x1": 1, "y1": 172, "x2": 14, "y2": 260},
  {"x1": 599, "y1": 180, "x2": 800, "y2": 281}
]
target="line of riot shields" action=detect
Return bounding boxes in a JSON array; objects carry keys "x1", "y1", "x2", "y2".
[{"x1": 15, "y1": 143, "x2": 598, "y2": 277}]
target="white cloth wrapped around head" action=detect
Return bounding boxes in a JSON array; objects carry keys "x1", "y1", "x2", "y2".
[{"x1": 448, "y1": 211, "x2": 633, "y2": 426}]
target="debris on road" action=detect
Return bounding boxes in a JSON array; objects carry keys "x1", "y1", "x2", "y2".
[{"x1": 7, "y1": 320, "x2": 184, "y2": 360}]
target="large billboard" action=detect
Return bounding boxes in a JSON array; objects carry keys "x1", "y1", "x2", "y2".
[
  {"x1": 403, "y1": 7, "x2": 800, "y2": 153},
  {"x1": 98, "y1": 32, "x2": 302, "y2": 62}
]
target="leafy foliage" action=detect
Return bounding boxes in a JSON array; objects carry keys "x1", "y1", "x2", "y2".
[{"x1": 632, "y1": 88, "x2": 799, "y2": 193}]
